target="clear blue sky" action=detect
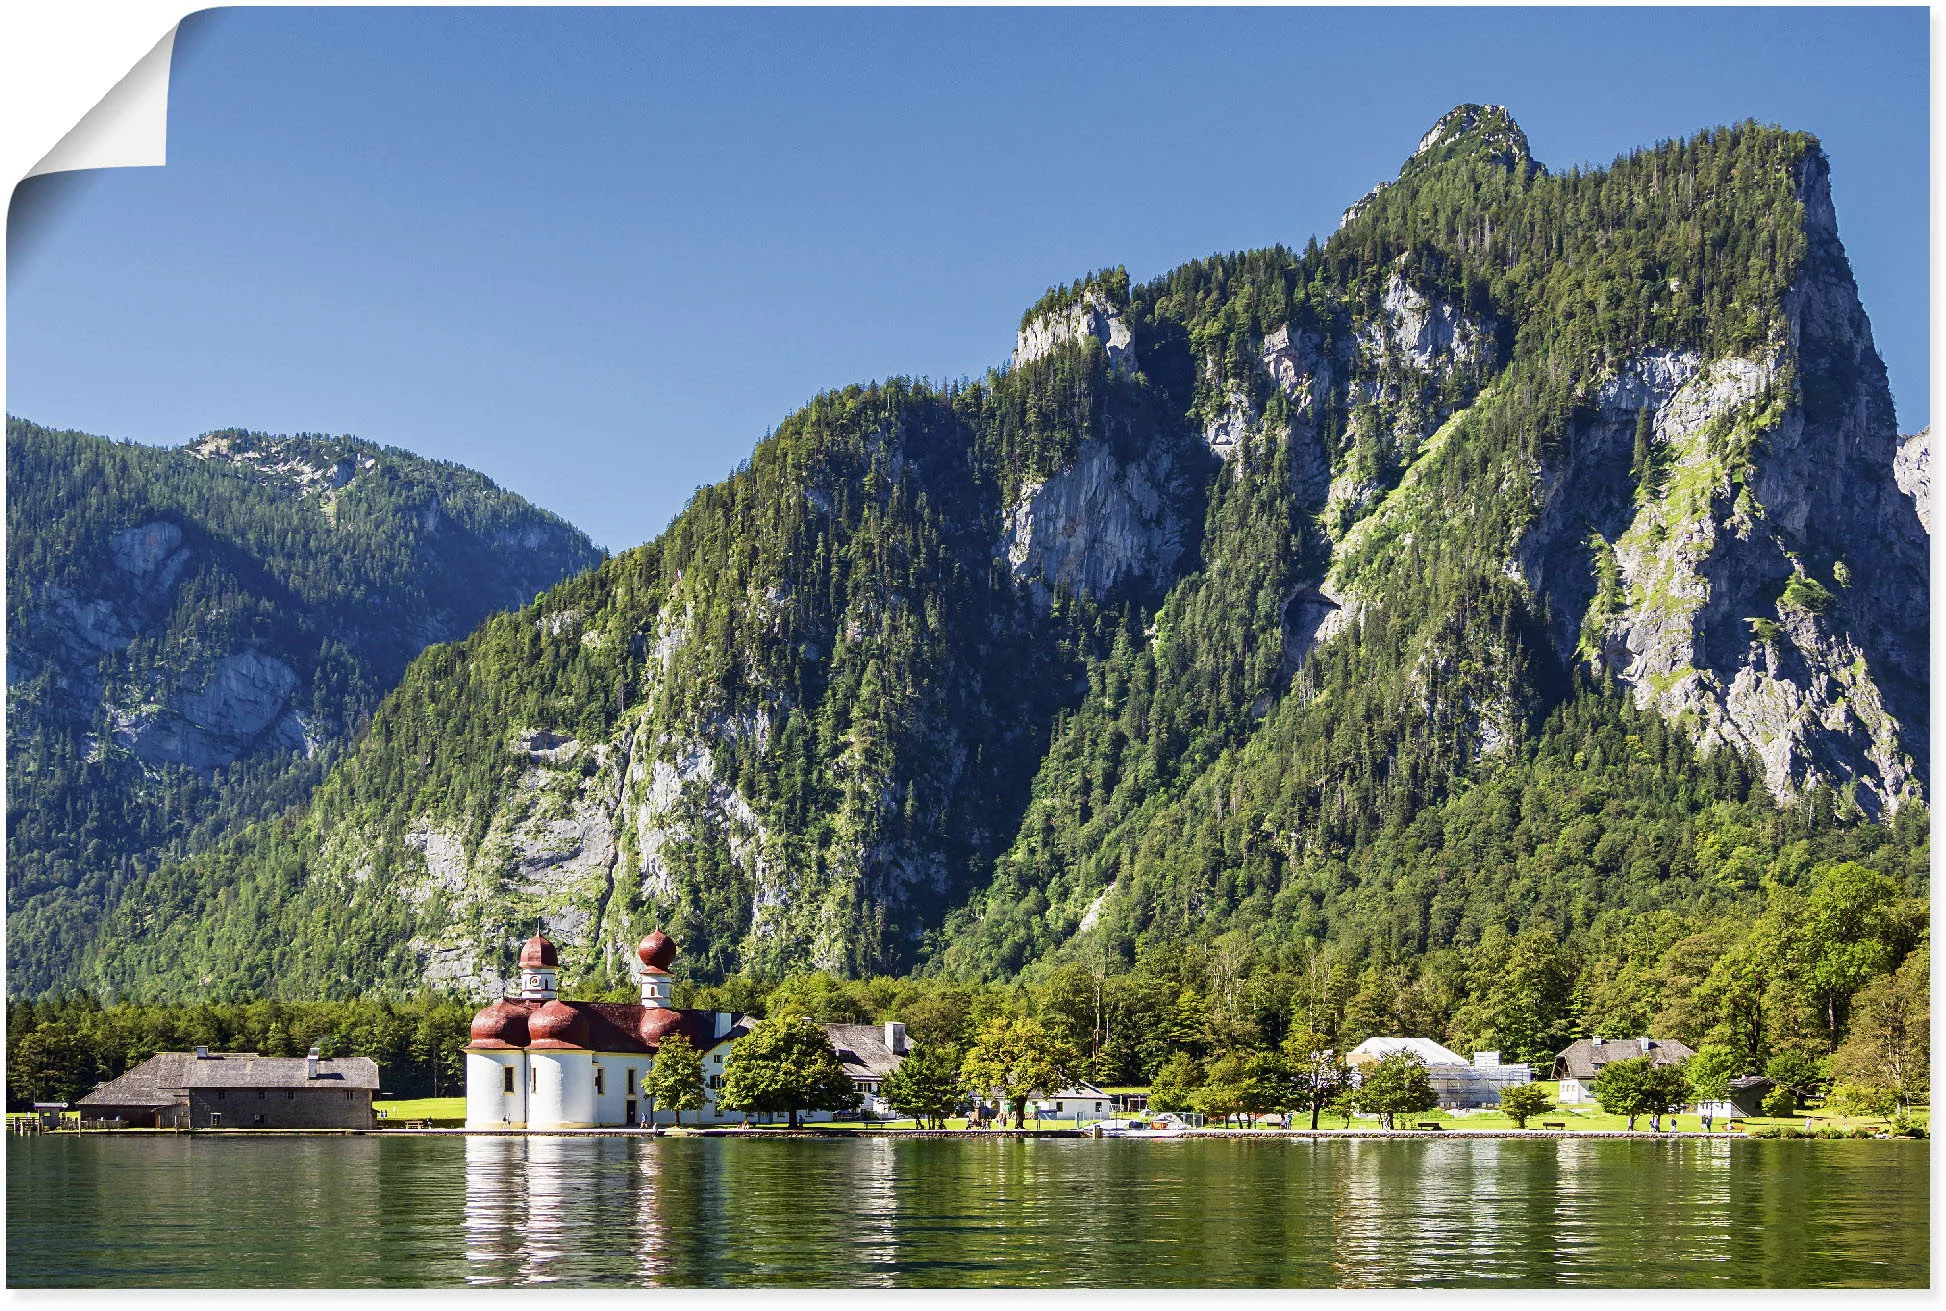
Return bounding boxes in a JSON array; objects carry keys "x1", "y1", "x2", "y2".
[{"x1": 7, "y1": 6, "x2": 1930, "y2": 552}]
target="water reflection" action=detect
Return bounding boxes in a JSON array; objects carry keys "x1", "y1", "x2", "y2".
[{"x1": 11, "y1": 1136, "x2": 1927, "y2": 1288}]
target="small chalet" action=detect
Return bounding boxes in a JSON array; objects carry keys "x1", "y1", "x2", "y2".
[
  {"x1": 1697, "y1": 1075, "x2": 1775, "y2": 1121},
  {"x1": 77, "y1": 1048, "x2": 381, "y2": 1128},
  {"x1": 1551, "y1": 1036, "x2": 1696, "y2": 1103},
  {"x1": 1036, "y1": 1083, "x2": 1112, "y2": 1120}
]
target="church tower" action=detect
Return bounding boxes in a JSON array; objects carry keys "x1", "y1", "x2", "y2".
[
  {"x1": 637, "y1": 931, "x2": 676, "y2": 1008},
  {"x1": 518, "y1": 932, "x2": 559, "y2": 1000}
]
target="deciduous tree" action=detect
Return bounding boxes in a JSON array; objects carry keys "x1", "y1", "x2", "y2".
[
  {"x1": 1355, "y1": 1051, "x2": 1438, "y2": 1130},
  {"x1": 879, "y1": 1044, "x2": 962, "y2": 1128},
  {"x1": 1498, "y1": 1082, "x2": 1553, "y2": 1129},
  {"x1": 717, "y1": 1016, "x2": 858, "y2": 1128},
  {"x1": 959, "y1": 1016, "x2": 1078, "y2": 1129},
  {"x1": 641, "y1": 1032, "x2": 705, "y2": 1127},
  {"x1": 1281, "y1": 1028, "x2": 1349, "y2": 1130}
]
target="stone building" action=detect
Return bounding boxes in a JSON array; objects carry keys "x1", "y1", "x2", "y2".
[{"x1": 77, "y1": 1048, "x2": 381, "y2": 1128}]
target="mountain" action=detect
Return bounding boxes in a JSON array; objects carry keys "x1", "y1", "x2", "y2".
[
  {"x1": 6, "y1": 420, "x2": 604, "y2": 994},
  {"x1": 66, "y1": 108, "x2": 1927, "y2": 1003}
]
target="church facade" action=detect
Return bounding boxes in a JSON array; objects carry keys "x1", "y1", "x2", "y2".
[{"x1": 463, "y1": 930, "x2": 910, "y2": 1129}]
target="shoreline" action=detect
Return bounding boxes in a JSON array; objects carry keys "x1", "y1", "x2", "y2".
[{"x1": 28, "y1": 1125, "x2": 1769, "y2": 1141}]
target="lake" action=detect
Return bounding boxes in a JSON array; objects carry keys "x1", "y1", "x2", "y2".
[{"x1": 8, "y1": 1134, "x2": 1927, "y2": 1287}]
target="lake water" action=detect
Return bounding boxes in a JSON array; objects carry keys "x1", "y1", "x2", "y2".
[{"x1": 8, "y1": 1134, "x2": 1927, "y2": 1287}]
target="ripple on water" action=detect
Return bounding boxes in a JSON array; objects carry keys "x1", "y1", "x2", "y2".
[{"x1": 7, "y1": 1135, "x2": 1927, "y2": 1288}]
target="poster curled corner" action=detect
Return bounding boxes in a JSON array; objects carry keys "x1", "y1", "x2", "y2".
[{"x1": 26, "y1": 23, "x2": 179, "y2": 179}]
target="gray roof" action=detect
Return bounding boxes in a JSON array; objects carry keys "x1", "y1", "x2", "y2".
[
  {"x1": 823, "y1": 1024, "x2": 907, "y2": 1081},
  {"x1": 1552, "y1": 1037, "x2": 1695, "y2": 1081},
  {"x1": 78, "y1": 1051, "x2": 379, "y2": 1105},
  {"x1": 1044, "y1": 1083, "x2": 1109, "y2": 1100}
]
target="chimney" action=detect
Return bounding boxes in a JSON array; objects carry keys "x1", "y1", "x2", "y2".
[
  {"x1": 306, "y1": 1046, "x2": 320, "y2": 1079},
  {"x1": 1638, "y1": 1037, "x2": 1654, "y2": 1058},
  {"x1": 716, "y1": 1011, "x2": 733, "y2": 1041},
  {"x1": 1591, "y1": 1036, "x2": 1604, "y2": 1047},
  {"x1": 885, "y1": 1021, "x2": 907, "y2": 1055},
  {"x1": 195, "y1": 1045, "x2": 210, "y2": 1060}
]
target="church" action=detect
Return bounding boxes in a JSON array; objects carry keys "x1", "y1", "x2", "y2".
[{"x1": 464, "y1": 929, "x2": 910, "y2": 1129}]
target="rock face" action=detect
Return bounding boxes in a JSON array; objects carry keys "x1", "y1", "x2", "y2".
[
  {"x1": 1014, "y1": 292, "x2": 1139, "y2": 375},
  {"x1": 1896, "y1": 427, "x2": 1929, "y2": 531},
  {"x1": 1512, "y1": 153, "x2": 1928, "y2": 815},
  {"x1": 114, "y1": 650, "x2": 308, "y2": 770},
  {"x1": 1003, "y1": 436, "x2": 1189, "y2": 600},
  {"x1": 1370, "y1": 272, "x2": 1490, "y2": 374}
]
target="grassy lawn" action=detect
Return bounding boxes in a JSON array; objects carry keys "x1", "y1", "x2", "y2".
[{"x1": 375, "y1": 1096, "x2": 467, "y2": 1124}]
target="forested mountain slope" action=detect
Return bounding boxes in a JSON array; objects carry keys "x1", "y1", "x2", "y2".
[
  {"x1": 7, "y1": 421, "x2": 603, "y2": 993},
  {"x1": 70, "y1": 107, "x2": 1926, "y2": 1010}
]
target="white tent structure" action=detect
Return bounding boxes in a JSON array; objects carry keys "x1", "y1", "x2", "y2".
[{"x1": 1346, "y1": 1037, "x2": 1532, "y2": 1109}]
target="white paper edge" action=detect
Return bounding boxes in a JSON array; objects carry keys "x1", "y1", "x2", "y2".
[{"x1": 25, "y1": 22, "x2": 178, "y2": 178}]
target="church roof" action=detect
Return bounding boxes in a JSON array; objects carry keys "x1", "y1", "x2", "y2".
[
  {"x1": 465, "y1": 1000, "x2": 728, "y2": 1054},
  {"x1": 518, "y1": 934, "x2": 559, "y2": 968}
]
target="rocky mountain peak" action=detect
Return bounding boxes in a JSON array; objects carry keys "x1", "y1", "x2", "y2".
[
  {"x1": 1013, "y1": 269, "x2": 1138, "y2": 375},
  {"x1": 1344, "y1": 104, "x2": 1544, "y2": 228},
  {"x1": 1408, "y1": 103, "x2": 1539, "y2": 175},
  {"x1": 187, "y1": 429, "x2": 374, "y2": 497}
]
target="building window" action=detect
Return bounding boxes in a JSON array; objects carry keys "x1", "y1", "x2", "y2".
[
  {"x1": 258, "y1": 1090, "x2": 266, "y2": 1100},
  {"x1": 530, "y1": 1068, "x2": 538, "y2": 1094},
  {"x1": 596, "y1": 1068, "x2": 606, "y2": 1096},
  {"x1": 626, "y1": 1069, "x2": 636, "y2": 1094},
  {"x1": 345, "y1": 1092, "x2": 353, "y2": 1101},
  {"x1": 287, "y1": 1090, "x2": 296, "y2": 1100},
  {"x1": 216, "y1": 1091, "x2": 225, "y2": 1100},
  {"x1": 503, "y1": 1066, "x2": 515, "y2": 1094}
]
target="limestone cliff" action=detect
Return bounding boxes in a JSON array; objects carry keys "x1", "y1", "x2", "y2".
[
  {"x1": 1002, "y1": 436, "x2": 1191, "y2": 601},
  {"x1": 1896, "y1": 427, "x2": 1929, "y2": 531},
  {"x1": 1014, "y1": 290, "x2": 1139, "y2": 375}
]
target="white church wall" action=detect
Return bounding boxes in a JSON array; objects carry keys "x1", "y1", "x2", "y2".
[
  {"x1": 465, "y1": 1050, "x2": 527, "y2": 1128},
  {"x1": 590, "y1": 1053, "x2": 651, "y2": 1126},
  {"x1": 529, "y1": 1051, "x2": 597, "y2": 1129}
]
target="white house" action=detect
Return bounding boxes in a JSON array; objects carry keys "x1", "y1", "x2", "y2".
[
  {"x1": 464, "y1": 930, "x2": 911, "y2": 1129},
  {"x1": 1034, "y1": 1082, "x2": 1112, "y2": 1121}
]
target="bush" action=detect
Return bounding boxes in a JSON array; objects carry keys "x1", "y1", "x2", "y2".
[
  {"x1": 1499, "y1": 1083, "x2": 1553, "y2": 1129},
  {"x1": 1760, "y1": 1086, "x2": 1797, "y2": 1118}
]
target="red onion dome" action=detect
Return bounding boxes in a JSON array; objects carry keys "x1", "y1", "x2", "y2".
[
  {"x1": 639, "y1": 1007, "x2": 688, "y2": 1048},
  {"x1": 637, "y1": 931, "x2": 676, "y2": 971},
  {"x1": 527, "y1": 999, "x2": 588, "y2": 1048},
  {"x1": 469, "y1": 999, "x2": 529, "y2": 1047},
  {"x1": 518, "y1": 933, "x2": 559, "y2": 968}
]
